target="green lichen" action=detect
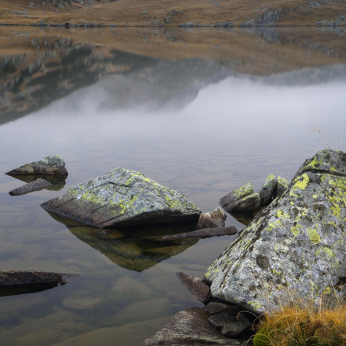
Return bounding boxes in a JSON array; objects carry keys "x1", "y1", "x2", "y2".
[{"x1": 307, "y1": 228, "x2": 321, "y2": 244}]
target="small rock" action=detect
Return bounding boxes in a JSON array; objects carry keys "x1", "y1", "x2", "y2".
[
  {"x1": 208, "y1": 310, "x2": 251, "y2": 337},
  {"x1": 259, "y1": 174, "x2": 277, "y2": 205},
  {"x1": 160, "y1": 226, "x2": 237, "y2": 241},
  {"x1": 196, "y1": 207, "x2": 226, "y2": 229},
  {"x1": 220, "y1": 183, "x2": 260, "y2": 212},
  {"x1": 176, "y1": 272, "x2": 210, "y2": 304},
  {"x1": 6, "y1": 155, "x2": 68, "y2": 176},
  {"x1": 9, "y1": 178, "x2": 52, "y2": 196},
  {"x1": 205, "y1": 302, "x2": 239, "y2": 315},
  {"x1": 275, "y1": 176, "x2": 288, "y2": 198}
]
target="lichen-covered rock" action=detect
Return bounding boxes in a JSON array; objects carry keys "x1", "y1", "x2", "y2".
[
  {"x1": 275, "y1": 176, "x2": 288, "y2": 198},
  {"x1": 205, "y1": 149, "x2": 346, "y2": 314},
  {"x1": 6, "y1": 155, "x2": 68, "y2": 176},
  {"x1": 41, "y1": 168, "x2": 201, "y2": 228},
  {"x1": 196, "y1": 207, "x2": 227, "y2": 229},
  {"x1": 259, "y1": 174, "x2": 276, "y2": 205},
  {"x1": 9, "y1": 178, "x2": 52, "y2": 196},
  {"x1": 220, "y1": 183, "x2": 260, "y2": 212}
]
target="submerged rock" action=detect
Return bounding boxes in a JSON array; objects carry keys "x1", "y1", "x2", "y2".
[
  {"x1": 176, "y1": 272, "x2": 210, "y2": 304},
  {"x1": 6, "y1": 155, "x2": 68, "y2": 176},
  {"x1": 220, "y1": 183, "x2": 260, "y2": 212},
  {"x1": 275, "y1": 176, "x2": 288, "y2": 198},
  {"x1": 205, "y1": 149, "x2": 346, "y2": 314},
  {"x1": 205, "y1": 302, "x2": 240, "y2": 315},
  {"x1": 259, "y1": 174, "x2": 276, "y2": 205},
  {"x1": 7, "y1": 174, "x2": 67, "y2": 191},
  {"x1": 41, "y1": 168, "x2": 201, "y2": 228},
  {"x1": 141, "y1": 307, "x2": 248, "y2": 346},
  {"x1": 9, "y1": 178, "x2": 52, "y2": 196},
  {"x1": 160, "y1": 226, "x2": 237, "y2": 241},
  {"x1": 196, "y1": 208, "x2": 227, "y2": 229}
]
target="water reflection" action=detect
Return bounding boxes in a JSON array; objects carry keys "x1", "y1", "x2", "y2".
[
  {"x1": 6, "y1": 174, "x2": 66, "y2": 191},
  {"x1": 47, "y1": 213, "x2": 198, "y2": 272}
]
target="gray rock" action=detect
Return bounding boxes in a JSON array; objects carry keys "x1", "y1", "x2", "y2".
[
  {"x1": 141, "y1": 307, "x2": 247, "y2": 346},
  {"x1": 176, "y1": 272, "x2": 210, "y2": 304},
  {"x1": 160, "y1": 226, "x2": 237, "y2": 241},
  {"x1": 220, "y1": 183, "x2": 260, "y2": 212},
  {"x1": 196, "y1": 207, "x2": 227, "y2": 229},
  {"x1": 205, "y1": 302, "x2": 239, "y2": 315},
  {"x1": 205, "y1": 149, "x2": 346, "y2": 314},
  {"x1": 41, "y1": 168, "x2": 201, "y2": 228},
  {"x1": 259, "y1": 174, "x2": 277, "y2": 205},
  {"x1": 275, "y1": 176, "x2": 288, "y2": 198},
  {"x1": 240, "y1": 8, "x2": 282, "y2": 27},
  {"x1": 6, "y1": 155, "x2": 68, "y2": 176},
  {"x1": 9, "y1": 178, "x2": 52, "y2": 196},
  {"x1": 208, "y1": 310, "x2": 251, "y2": 337}
]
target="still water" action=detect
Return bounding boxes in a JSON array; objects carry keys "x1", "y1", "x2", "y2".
[{"x1": 0, "y1": 26, "x2": 346, "y2": 345}]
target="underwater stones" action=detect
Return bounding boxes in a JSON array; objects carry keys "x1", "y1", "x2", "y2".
[
  {"x1": 41, "y1": 168, "x2": 201, "y2": 228},
  {"x1": 196, "y1": 207, "x2": 227, "y2": 229},
  {"x1": 208, "y1": 310, "x2": 251, "y2": 337},
  {"x1": 6, "y1": 155, "x2": 68, "y2": 176},
  {"x1": 9, "y1": 178, "x2": 52, "y2": 196},
  {"x1": 259, "y1": 174, "x2": 276, "y2": 205},
  {"x1": 275, "y1": 176, "x2": 288, "y2": 198},
  {"x1": 141, "y1": 307, "x2": 246, "y2": 346},
  {"x1": 220, "y1": 183, "x2": 260, "y2": 212},
  {"x1": 160, "y1": 226, "x2": 237, "y2": 241},
  {"x1": 176, "y1": 272, "x2": 210, "y2": 304},
  {"x1": 205, "y1": 302, "x2": 240, "y2": 315},
  {"x1": 204, "y1": 149, "x2": 346, "y2": 314}
]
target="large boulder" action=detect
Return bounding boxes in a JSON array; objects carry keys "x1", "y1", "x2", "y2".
[
  {"x1": 6, "y1": 155, "x2": 68, "y2": 176},
  {"x1": 220, "y1": 183, "x2": 260, "y2": 212},
  {"x1": 41, "y1": 168, "x2": 201, "y2": 228},
  {"x1": 205, "y1": 149, "x2": 346, "y2": 314}
]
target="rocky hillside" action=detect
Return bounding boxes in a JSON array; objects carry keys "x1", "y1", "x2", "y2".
[{"x1": 1, "y1": 0, "x2": 346, "y2": 26}]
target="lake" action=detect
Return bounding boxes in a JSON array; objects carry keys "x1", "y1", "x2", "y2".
[{"x1": 0, "y1": 26, "x2": 346, "y2": 345}]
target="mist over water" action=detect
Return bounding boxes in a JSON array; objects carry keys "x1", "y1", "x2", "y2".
[{"x1": 0, "y1": 27, "x2": 346, "y2": 345}]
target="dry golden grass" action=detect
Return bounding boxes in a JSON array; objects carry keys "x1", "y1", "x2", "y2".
[
  {"x1": 253, "y1": 290, "x2": 346, "y2": 346},
  {"x1": 1, "y1": 0, "x2": 346, "y2": 26}
]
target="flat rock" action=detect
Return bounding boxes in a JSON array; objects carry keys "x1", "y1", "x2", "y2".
[
  {"x1": 6, "y1": 155, "x2": 68, "y2": 176},
  {"x1": 220, "y1": 183, "x2": 260, "y2": 212},
  {"x1": 196, "y1": 208, "x2": 227, "y2": 229},
  {"x1": 176, "y1": 272, "x2": 210, "y2": 304},
  {"x1": 205, "y1": 302, "x2": 239, "y2": 315},
  {"x1": 259, "y1": 174, "x2": 276, "y2": 205},
  {"x1": 9, "y1": 178, "x2": 52, "y2": 196},
  {"x1": 205, "y1": 149, "x2": 346, "y2": 314},
  {"x1": 160, "y1": 226, "x2": 237, "y2": 241},
  {"x1": 41, "y1": 168, "x2": 201, "y2": 228},
  {"x1": 275, "y1": 176, "x2": 288, "y2": 198},
  {"x1": 141, "y1": 307, "x2": 248, "y2": 346}
]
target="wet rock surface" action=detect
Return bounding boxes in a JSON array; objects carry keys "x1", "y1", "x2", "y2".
[
  {"x1": 6, "y1": 155, "x2": 68, "y2": 176},
  {"x1": 196, "y1": 207, "x2": 227, "y2": 229},
  {"x1": 160, "y1": 226, "x2": 237, "y2": 241},
  {"x1": 259, "y1": 174, "x2": 276, "y2": 205},
  {"x1": 205, "y1": 149, "x2": 346, "y2": 314},
  {"x1": 176, "y1": 272, "x2": 210, "y2": 304},
  {"x1": 220, "y1": 183, "x2": 260, "y2": 212},
  {"x1": 9, "y1": 178, "x2": 52, "y2": 196},
  {"x1": 41, "y1": 168, "x2": 201, "y2": 229},
  {"x1": 141, "y1": 307, "x2": 249, "y2": 346}
]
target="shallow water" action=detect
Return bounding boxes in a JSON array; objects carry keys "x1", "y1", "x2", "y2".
[{"x1": 0, "y1": 26, "x2": 346, "y2": 345}]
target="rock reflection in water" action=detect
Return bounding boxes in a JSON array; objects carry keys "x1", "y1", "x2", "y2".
[
  {"x1": 47, "y1": 213, "x2": 198, "y2": 272},
  {"x1": 6, "y1": 174, "x2": 66, "y2": 191}
]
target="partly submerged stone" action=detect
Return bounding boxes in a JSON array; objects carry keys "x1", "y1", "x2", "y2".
[
  {"x1": 259, "y1": 174, "x2": 276, "y2": 205},
  {"x1": 176, "y1": 272, "x2": 210, "y2": 304},
  {"x1": 141, "y1": 307, "x2": 248, "y2": 346},
  {"x1": 6, "y1": 155, "x2": 68, "y2": 176},
  {"x1": 9, "y1": 178, "x2": 52, "y2": 196},
  {"x1": 205, "y1": 302, "x2": 240, "y2": 315},
  {"x1": 196, "y1": 208, "x2": 227, "y2": 229},
  {"x1": 205, "y1": 149, "x2": 346, "y2": 314},
  {"x1": 220, "y1": 183, "x2": 260, "y2": 212},
  {"x1": 275, "y1": 176, "x2": 288, "y2": 198},
  {"x1": 41, "y1": 168, "x2": 201, "y2": 228},
  {"x1": 8, "y1": 174, "x2": 66, "y2": 191}
]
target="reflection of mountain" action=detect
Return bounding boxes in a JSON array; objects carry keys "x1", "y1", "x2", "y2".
[
  {"x1": 2, "y1": 27, "x2": 346, "y2": 125},
  {"x1": 48, "y1": 213, "x2": 198, "y2": 272}
]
